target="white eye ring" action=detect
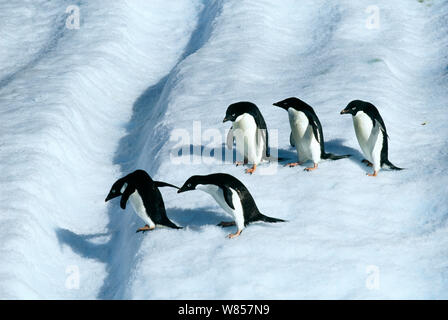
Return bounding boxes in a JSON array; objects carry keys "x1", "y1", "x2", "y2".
[{"x1": 187, "y1": 183, "x2": 192, "y2": 187}]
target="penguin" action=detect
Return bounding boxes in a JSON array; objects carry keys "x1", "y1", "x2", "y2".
[
  {"x1": 177, "y1": 173, "x2": 284, "y2": 238},
  {"x1": 224, "y1": 101, "x2": 269, "y2": 174},
  {"x1": 289, "y1": 131, "x2": 295, "y2": 147},
  {"x1": 273, "y1": 97, "x2": 350, "y2": 171},
  {"x1": 105, "y1": 170, "x2": 181, "y2": 232},
  {"x1": 340, "y1": 100, "x2": 402, "y2": 176}
]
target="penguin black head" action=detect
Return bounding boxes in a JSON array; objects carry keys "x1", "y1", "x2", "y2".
[
  {"x1": 340, "y1": 100, "x2": 368, "y2": 115},
  {"x1": 105, "y1": 170, "x2": 153, "y2": 202},
  {"x1": 273, "y1": 97, "x2": 310, "y2": 111},
  {"x1": 105, "y1": 177, "x2": 126, "y2": 202},
  {"x1": 223, "y1": 101, "x2": 258, "y2": 123},
  {"x1": 177, "y1": 175, "x2": 203, "y2": 193}
]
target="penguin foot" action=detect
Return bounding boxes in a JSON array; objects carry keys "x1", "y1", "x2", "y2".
[
  {"x1": 304, "y1": 163, "x2": 318, "y2": 171},
  {"x1": 285, "y1": 162, "x2": 302, "y2": 167},
  {"x1": 235, "y1": 161, "x2": 244, "y2": 166},
  {"x1": 227, "y1": 230, "x2": 243, "y2": 239},
  {"x1": 367, "y1": 171, "x2": 378, "y2": 177},
  {"x1": 362, "y1": 159, "x2": 373, "y2": 167},
  {"x1": 245, "y1": 165, "x2": 257, "y2": 174},
  {"x1": 217, "y1": 221, "x2": 236, "y2": 228},
  {"x1": 136, "y1": 225, "x2": 154, "y2": 233}
]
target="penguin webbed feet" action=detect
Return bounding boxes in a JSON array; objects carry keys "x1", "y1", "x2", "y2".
[
  {"x1": 136, "y1": 225, "x2": 154, "y2": 233},
  {"x1": 304, "y1": 163, "x2": 318, "y2": 172},
  {"x1": 235, "y1": 158, "x2": 248, "y2": 167},
  {"x1": 367, "y1": 171, "x2": 378, "y2": 177},
  {"x1": 362, "y1": 159, "x2": 373, "y2": 167},
  {"x1": 217, "y1": 221, "x2": 236, "y2": 228},
  {"x1": 227, "y1": 229, "x2": 243, "y2": 239},
  {"x1": 245, "y1": 165, "x2": 257, "y2": 174},
  {"x1": 284, "y1": 162, "x2": 302, "y2": 167}
]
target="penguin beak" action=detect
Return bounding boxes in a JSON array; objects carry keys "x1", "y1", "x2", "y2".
[
  {"x1": 105, "y1": 192, "x2": 119, "y2": 202},
  {"x1": 223, "y1": 116, "x2": 229, "y2": 123},
  {"x1": 273, "y1": 102, "x2": 284, "y2": 109},
  {"x1": 177, "y1": 184, "x2": 193, "y2": 193},
  {"x1": 340, "y1": 108, "x2": 348, "y2": 115}
]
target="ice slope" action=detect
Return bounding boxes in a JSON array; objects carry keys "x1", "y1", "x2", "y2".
[
  {"x1": 0, "y1": 0, "x2": 447, "y2": 299},
  {"x1": 0, "y1": 0, "x2": 200, "y2": 299},
  {"x1": 124, "y1": 0, "x2": 448, "y2": 299}
]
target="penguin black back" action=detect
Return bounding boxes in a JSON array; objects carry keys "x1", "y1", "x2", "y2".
[
  {"x1": 178, "y1": 173, "x2": 284, "y2": 225},
  {"x1": 341, "y1": 100, "x2": 402, "y2": 170},
  {"x1": 105, "y1": 170, "x2": 181, "y2": 230},
  {"x1": 274, "y1": 97, "x2": 350, "y2": 160}
]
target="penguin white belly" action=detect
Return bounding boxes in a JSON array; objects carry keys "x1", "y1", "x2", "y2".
[
  {"x1": 232, "y1": 114, "x2": 263, "y2": 165},
  {"x1": 197, "y1": 185, "x2": 245, "y2": 232},
  {"x1": 288, "y1": 109, "x2": 321, "y2": 163},
  {"x1": 129, "y1": 191, "x2": 155, "y2": 228},
  {"x1": 353, "y1": 111, "x2": 382, "y2": 170}
]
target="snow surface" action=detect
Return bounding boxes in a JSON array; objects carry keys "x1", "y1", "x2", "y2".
[{"x1": 0, "y1": 0, "x2": 447, "y2": 299}]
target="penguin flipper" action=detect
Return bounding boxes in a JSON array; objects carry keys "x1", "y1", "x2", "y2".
[
  {"x1": 221, "y1": 186, "x2": 235, "y2": 210},
  {"x1": 302, "y1": 109, "x2": 321, "y2": 144},
  {"x1": 154, "y1": 181, "x2": 179, "y2": 189},
  {"x1": 289, "y1": 131, "x2": 295, "y2": 147},
  {"x1": 311, "y1": 120, "x2": 321, "y2": 144},
  {"x1": 257, "y1": 128, "x2": 270, "y2": 158},
  {"x1": 226, "y1": 126, "x2": 234, "y2": 150},
  {"x1": 120, "y1": 186, "x2": 135, "y2": 209},
  {"x1": 375, "y1": 119, "x2": 389, "y2": 139}
]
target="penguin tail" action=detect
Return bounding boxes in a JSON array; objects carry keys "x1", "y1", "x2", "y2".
[
  {"x1": 383, "y1": 160, "x2": 403, "y2": 171},
  {"x1": 258, "y1": 213, "x2": 286, "y2": 223},
  {"x1": 276, "y1": 156, "x2": 292, "y2": 162},
  {"x1": 161, "y1": 218, "x2": 182, "y2": 229},
  {"x1": 322, "y1": 153, "x2": 351, "y2": 161}
]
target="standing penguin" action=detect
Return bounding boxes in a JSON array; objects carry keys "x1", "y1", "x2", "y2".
[
  {"x1": 177, "y1": 173, "x2": 284, "y2": 238},
  {"x1": 273, "y1": 97, "x2": 350, "y2": 171},
  {"x1": 105, "y1": 170, "x2": 181, "y2": 232},
  {"x1": 224, "y1": 101, "x2": 269, "y2": 174},
  {"x1": 340, "y1": 100, "x2": 402, "y2": 176}
]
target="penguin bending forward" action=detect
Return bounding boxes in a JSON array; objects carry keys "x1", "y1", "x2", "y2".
[
  {"x1": 273, "y1": 97, "x2": 350, "y2": 171},
  {"x1": 224, "y1": 101, "x2": 269, "y2": 174},
  {"x1": 105, "y1": 170, "x2": 181, "y2": 232},
  {"x1": 177, "y1": 173, "x2": 284, "y2": 238},
  {"x1": 340, "y1": 100, "x2": 402, "y2": 176}
]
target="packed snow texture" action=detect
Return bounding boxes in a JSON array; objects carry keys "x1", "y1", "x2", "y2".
[{"x1": 0, "y1": 0, "x2": 447, "y2": 299}]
